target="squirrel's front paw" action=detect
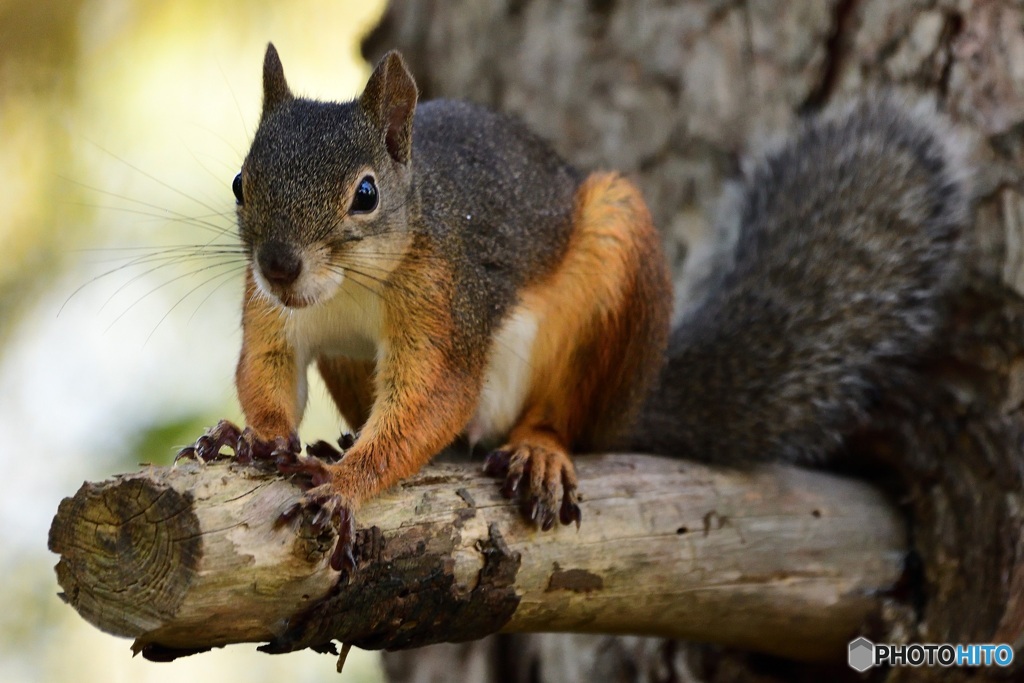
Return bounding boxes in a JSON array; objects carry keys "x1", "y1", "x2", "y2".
[
  {"x1": 175, "y1": 420, "x2": 299, "y2": 465},
  {"x1": 484, "y1": 443, "x2": 582, "y2": 531},
  {"x1": 237, "y1": 427, "x2": 301, "y2": 466},
  {"x1": 176, "y1": 419, "x2": 243, "y2": 463},
  {"x1": 277, "y1": 453, "x2": 357, "y2": 574}
]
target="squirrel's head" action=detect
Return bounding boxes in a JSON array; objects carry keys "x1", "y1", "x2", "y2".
[{"x1": 235, "y1": 44, "x2": 419, "y2": 309}]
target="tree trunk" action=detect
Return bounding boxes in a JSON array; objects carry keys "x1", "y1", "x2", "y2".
[{"x1": 362, "y1": 1, "x2": 1024, "y2": 681}]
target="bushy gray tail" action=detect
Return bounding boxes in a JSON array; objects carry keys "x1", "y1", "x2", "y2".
[{"x1": 628, "y1": 95, "x2": 972, "y2": 465}]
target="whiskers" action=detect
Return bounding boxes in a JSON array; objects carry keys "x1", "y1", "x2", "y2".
[
  {"x1": 65, "y1": 239, "x2": 248, "y2": 341},
  {"x1": 60, "y1": 147, "x2": 249, "y2": 342},
  {"x1": 321, "y1": 260, "x2": 388, "y2": 320}
]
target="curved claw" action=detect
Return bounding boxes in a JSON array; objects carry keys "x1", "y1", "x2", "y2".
[
  {"x1": 189, "y1": 420, "x2": 243, "y2": 462},
  {"x1": 560, "y1": 494, "x2": 582, "y2": 529},
  {"x1": 174, "y1": 446, "x2": 199, "y2": 464},
  {"x1": 174, "y1": 420, "x2": 242, "y2": 463},
  {"x1": 483, "y1": 448, "x2": 511, "y2": 477},
  {"x1": 278, "y1": 501, "x2": 304, "y2": 524}
]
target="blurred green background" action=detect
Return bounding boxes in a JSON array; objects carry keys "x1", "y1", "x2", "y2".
[{"x1": 0, "y1": 1, "x2": 387, "y2": 681}]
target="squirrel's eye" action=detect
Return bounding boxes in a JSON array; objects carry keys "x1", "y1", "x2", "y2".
[
  {"x1": 232, "y1": 173, "x2": 244, "y2": 205},
  {"x1": 349, "y1": 176, "x2": 378, "y2": 214}
]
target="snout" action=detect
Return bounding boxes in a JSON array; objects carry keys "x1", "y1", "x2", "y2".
[
  {"x1": 257, "y1": 240, "x2": 303, "y2": 288},
  {"x1": 252, "y1": 240, "x2": 342, "y2": 309}
]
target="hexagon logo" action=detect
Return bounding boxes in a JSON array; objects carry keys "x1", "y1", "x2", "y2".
[{"x1": 848, "y1": 637, "x2": 875, "y2": 672}]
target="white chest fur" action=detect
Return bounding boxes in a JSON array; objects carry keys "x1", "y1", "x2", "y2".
[
  {"x1": 467, "y1": 305, "x2": 539, "y2": 447},
  {"x1": 284, "y1": 276, "x2": 385, "y2": 365},
  {"x1": 287, "y1": 281, "x2": 538, "y2": 448}
]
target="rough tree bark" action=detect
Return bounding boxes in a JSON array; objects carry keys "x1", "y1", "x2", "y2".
[{"x1": 362, "y1": 1, "x2": 1024, "y2": 681}]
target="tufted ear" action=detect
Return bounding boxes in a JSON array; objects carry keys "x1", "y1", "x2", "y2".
[
  {"x1": 359, "y1": 50, "x2": 419, "y2": 165},
  {"x1": 262, "y1": 43, "x2": 293, "y2": 116}
]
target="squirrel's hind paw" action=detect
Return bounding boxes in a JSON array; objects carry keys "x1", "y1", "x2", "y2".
[{"x1": 484, "y1": 442, "x2": 581, "y2": 531}]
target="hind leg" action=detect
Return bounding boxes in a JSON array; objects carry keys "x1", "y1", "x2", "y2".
[{"x1": 482, "y1": 172, "x2": 670, "y2": 532}]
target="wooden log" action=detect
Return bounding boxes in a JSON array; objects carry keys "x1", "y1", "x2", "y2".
[{"x1": 48, "y1": 455, "x2": 905, "y2": 664}]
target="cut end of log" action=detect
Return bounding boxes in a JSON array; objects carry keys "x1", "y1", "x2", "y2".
[
  {"x1": 48, "y1": 462, "x2": 341, "y2": 655},
  {"x1": 48, "y1": 475, "x2": 201, "y2": 638}
]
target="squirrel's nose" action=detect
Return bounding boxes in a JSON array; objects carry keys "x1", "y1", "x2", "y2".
[{"x1": 257, "y1": 241, "x2": 303, "y2": 287}]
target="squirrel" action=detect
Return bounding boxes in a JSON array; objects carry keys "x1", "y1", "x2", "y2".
[
  {"x1": 179, "y1": 44, "x2": 672, "y2": 571},
  {"x1": 179, "y1": 44, "x2": 970, "y2": 573}
]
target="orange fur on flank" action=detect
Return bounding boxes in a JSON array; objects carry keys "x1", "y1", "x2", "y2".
[{"x1": 490, "y1": 172, "x2": 671, "y2": 511}]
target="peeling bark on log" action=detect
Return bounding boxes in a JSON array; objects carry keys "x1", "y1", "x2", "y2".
[{"x1": 49, "y1": 455, "x2": 905, "y2": 664}]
